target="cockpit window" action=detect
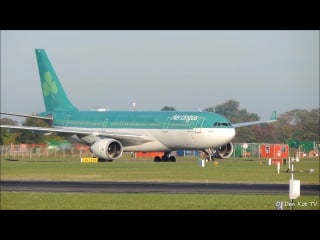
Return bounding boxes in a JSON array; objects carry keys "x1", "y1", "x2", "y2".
[{"x1": 213, "y1": 122, "x2": 232, "y2": 127}]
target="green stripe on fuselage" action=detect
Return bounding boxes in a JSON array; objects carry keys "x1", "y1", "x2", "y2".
[{"x1": 39, "y1": 111, "x2": 233, "y2": 129}]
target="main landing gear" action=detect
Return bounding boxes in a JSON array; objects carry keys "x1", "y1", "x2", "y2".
[
  {"x1": 202, "y1": 148, "x2": 215, "y2": 162},
  {"x1": 154, "y1": 152, "x2": 176, "y2": 162}
]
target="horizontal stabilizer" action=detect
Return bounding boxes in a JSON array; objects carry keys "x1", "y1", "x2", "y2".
[{"x1": 0, "y1": 112, "x2": 53, "y2": 121}]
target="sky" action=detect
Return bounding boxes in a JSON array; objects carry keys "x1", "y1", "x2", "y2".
[{"x1": 1, "y1": 30, "x2": 319, "y2": 122}]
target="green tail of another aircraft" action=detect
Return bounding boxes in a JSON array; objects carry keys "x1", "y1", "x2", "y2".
[{"x1": 35, "y1": 49, "x2": 78, "y2": 112}]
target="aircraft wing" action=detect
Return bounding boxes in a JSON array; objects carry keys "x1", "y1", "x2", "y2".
[
  {"x1": 0, "y1": 125, "x2": 154, "y2": 146},
  {"x1": 232, "y1": 110, "x2": 277, "y2": 128},
  {"x1": 232, "y1": 119, "x2": 277, "y2": 128}
]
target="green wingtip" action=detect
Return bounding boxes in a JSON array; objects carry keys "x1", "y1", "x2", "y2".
[{"x1": 270, "y1": 111, "x2": 277, "y2": 121}]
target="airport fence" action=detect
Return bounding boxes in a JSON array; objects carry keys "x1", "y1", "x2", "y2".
[
  {"x1": 0, "y1": 144, "x2": 92, "y2": 159},
  {"x1": 1, "y1": 142, "x2": 318, "y2": 160}
]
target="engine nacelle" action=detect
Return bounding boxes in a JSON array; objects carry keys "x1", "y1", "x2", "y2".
[
  {"x1": 90, "y1": 138, "x2": 123, "y2": 160},
  {"x1": 215, "y1": 142, "x2": 234, "y2": 159}
]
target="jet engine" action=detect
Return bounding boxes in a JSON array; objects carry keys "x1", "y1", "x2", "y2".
[
  {"x1": 215, "y1": 142, "x2": 233, "y2": 159},
  {"x1": 90, "y1": 138, "x2": 123, "y2": 160}
]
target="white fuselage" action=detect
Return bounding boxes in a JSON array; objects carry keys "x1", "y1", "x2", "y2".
[{"x1": 67, "y1": 126, "x2": 236, "y2": 152}]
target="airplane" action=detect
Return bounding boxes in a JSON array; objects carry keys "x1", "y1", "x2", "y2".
[{"x1": 0, "y1": 49, "x2": 277, "y2": 162}]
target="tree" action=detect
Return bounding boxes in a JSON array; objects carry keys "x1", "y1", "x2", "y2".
[
  {"x1": 14, "y1": 117, "x2": 48, "y2": 143},
  {"x1": 214, "y1": 99, "x2": 241, "y2": 119},
  {"x1": 203, "y1": 107, "x2": 215, "y2": 112},
  {"x1": 161, "y1": 105, "x2": 176, "y2": 111},
  {"x1": 276, "y1": 109, "x2": 320, "y2": 143},
  {"x1": 1, "y1": 115, "x2": 65, "y2": 144},
  {"x1": 0, "y1": 118, "x2": 19, "y2": 144},
  {"x1": 22, "y1": 116, "x2": 51, "y2": 127},
  {"x1": 251, "y1": 124, "x2": 278, "y2": 143},
  {"x1": 204, "y1": 99, "x2": 260, "y2": 142}
]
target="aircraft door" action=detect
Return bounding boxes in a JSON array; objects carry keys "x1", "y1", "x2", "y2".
[
  {"x1": 163, "y1": 117, "x2": 172, "y2": 133},
  {"x1": 64, "y1": 115, "x2": 71, "y2": 126},
  {"x1": 102, "y1": 118, "x2": 108, "y2": 130},
  {"x1": 194, "y1": 117, "x2": 205, "y2": 133}
]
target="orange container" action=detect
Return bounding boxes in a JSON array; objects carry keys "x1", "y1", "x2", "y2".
[{"x1": 135, "y1": 152, "x2": 164, "y2": 158}]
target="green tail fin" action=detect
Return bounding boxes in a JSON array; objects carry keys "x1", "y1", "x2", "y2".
[{"x1": 35, "y1": 49, "x2": 78, "y2": 112}]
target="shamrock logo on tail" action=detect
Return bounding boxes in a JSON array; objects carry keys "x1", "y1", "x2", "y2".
[{"x1": 42, "y1": 72, "x2": 58, "y2": 96}]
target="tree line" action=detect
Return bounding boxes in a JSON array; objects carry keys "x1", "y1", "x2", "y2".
[{"x1": 1, "y1": 99, "x2": 319, "y2": 145}]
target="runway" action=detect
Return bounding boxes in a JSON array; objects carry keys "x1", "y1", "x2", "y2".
[{"x1": 1, "y1": 180, "x2": 319, "y2": 195}]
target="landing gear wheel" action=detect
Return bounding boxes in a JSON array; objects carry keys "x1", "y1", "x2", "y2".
[
  {"x1": 154, "y1": 153, "x2": 176, "y2": 162},
  {"x1": 202, "y1": 148, "x2": 215, "y2": 162}
]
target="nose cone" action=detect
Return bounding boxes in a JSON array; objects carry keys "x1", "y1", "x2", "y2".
[
  {"x1": 215, "y1": 127, "x2": 236, "y2": 147},
  {"x1": 228, "y1": 128, "x2": 236, "y2": 141}
]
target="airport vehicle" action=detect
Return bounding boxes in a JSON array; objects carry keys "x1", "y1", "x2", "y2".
[{"x1": 1, "y1": 49, "x2": 277, "y2": 162}]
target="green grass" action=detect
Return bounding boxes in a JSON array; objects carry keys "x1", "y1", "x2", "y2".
[
  {"x1": 1, "y1": 192, "x2": 319, "y2": 210},
  {"x1": 1, "y1": 156, "x2": 319, "y2": 184},
  {"x1": 1, "y1": 155, "x2": 319, "y2": 210}
]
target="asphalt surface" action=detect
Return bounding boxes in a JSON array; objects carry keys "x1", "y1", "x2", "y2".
[{"x1": 1, "y1": 180, "x2": 319, "y2": 195}]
